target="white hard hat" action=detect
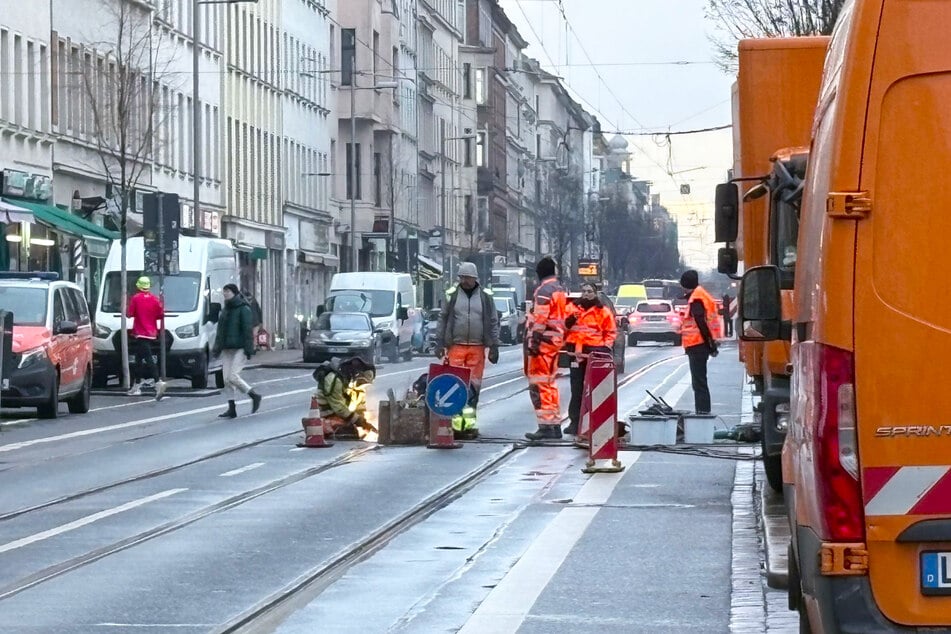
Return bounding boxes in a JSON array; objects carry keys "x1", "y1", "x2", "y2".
[{"x1": 457, "y1": 262, "x2": 478, "y2": 278}]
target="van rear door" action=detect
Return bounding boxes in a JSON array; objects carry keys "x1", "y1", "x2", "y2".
[{"x1": 853, "y1": 1, "x2": 951, "y2": 624}]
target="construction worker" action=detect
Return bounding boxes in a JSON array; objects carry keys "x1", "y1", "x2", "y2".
[
  {"x1": 127, "y1": 276, "x2": 166, "y2": 400},
  {"x1": 433, "y1": 262, "x2": 501, "y2": 439},
  {"x1": 525, "y1": 256, "x2": 568, "y2": 441},
  {"x1": 313, "y1": 357, "x2": 377, "y2": 438},
  {"x1": 680, "y1": 270, "x2": 722, "y2": 414},
  {"x1": 563, "y1": 282, "x2": 617, "y2": 436}
]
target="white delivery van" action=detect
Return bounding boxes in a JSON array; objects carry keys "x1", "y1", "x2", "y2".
[
  {"x1": 326, "y1": 272, "x2": 419, "y2": 362},
  {"x1": 92, "y1": 236, "x2": 238, "y2": 388}
]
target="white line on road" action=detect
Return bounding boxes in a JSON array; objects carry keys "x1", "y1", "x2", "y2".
[
  {"x1": 0, "y1": 488, "x2": 187, "y2": 555},
  {"x1": 459, "y1": 453, "x2": 642, "y2": 634},
  {"x1": 218, "y1": 462, "x2": 266, "y2": 478},
  {"x1": 0, "y1": 388, "x2": 315, "y2": 454}
]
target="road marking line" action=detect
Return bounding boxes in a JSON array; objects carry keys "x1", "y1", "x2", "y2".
[
  {"x1": 459, "y1": 453, "x2": 642, "y2": 633},
  {"x1": 0, "y1": 388, "x2": 314, "y2": 454},
  {"x1": 0, "y1": 488, "x2": 187, "y2": 555},
  {"x1": 219, "y1": 462, "x2": 265, "y2": 478}
]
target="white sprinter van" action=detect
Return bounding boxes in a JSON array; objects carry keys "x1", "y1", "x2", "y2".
[
  {"x1": 92, "y1": 236, "x2": 238, "y2": 388},
  {"x1": 326, "y1": 272, "x2": 420, "y2": 362}
]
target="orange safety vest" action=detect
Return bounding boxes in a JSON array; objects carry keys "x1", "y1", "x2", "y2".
[
  {"x1": 681, "y1": 285, "x2": 723, "y2": 348},
  {"x1": 531, "y1": 276, "x2": 567, "y2": 349},
  {"x1": 565, "y1": 302, "x2": 617, "y2": 351}
]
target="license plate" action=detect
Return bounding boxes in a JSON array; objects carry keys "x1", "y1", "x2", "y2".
[
  {"x1": 645, "y1": 316, "x2": 665, "y2": 321},
  {"x1": 921, "y1": 552, "x2": 951, "y2": 595},
  {"x1": 328, "y1": 347, "x2": 348, "y2": 353}
]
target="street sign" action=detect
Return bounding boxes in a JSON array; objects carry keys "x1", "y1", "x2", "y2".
[
  {"x1": 426, "y1": 373, "x2": 469, "y2": 418},
  {"x1": 578, "y1": 258, "x2": 600, "y2": 277}
]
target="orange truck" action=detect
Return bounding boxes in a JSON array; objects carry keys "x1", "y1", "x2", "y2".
[
  {"x1": 714, "y1": 36, "x2": 828, "y2": 493},
  {"x1": 738, "y1": 0, "x2": 951, "y2": 629}
]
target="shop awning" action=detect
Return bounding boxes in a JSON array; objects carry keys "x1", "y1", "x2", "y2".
[
  {"x1": 417, "y1": 254, "x2": 443, "y2": 281},
  {"x1": 0, "y1": 200, "x2": 33, "y2": 224},
  {"x1": 4, "y1": 198, "x2": 118, "y2": 242}
]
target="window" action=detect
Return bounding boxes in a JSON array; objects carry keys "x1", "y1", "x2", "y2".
[
  {"x1": 475, "y1": 68, "x2": 486, "y2": 104},
  {"x1": 52, "y1": 289, "x2": 66, "y2": 324},
  {"x1": 373, "y1": 151, "x2": 382, "y2": 207},
  {"x1": 341, "y1": 28, "x2": 355, "y2": 86},
  {"x1": 346, "y1": 142, "x2": 361, "y2": 199},
  {"x1": 476, "y1": 131, "x2": 486, "y2": 167},
  {"x1": 464, "y1": 195, "x2": 473, "y2": 232},
  {"x1": 463, "y1": 137, "x2": 473, "y2": 167},
  {"x1": 372, "y1": 31, "x2": 379, "y2": 80},
  {"x1": 392, "y1": 46, "x2": 399, "y2": 80},
  {"x1": 462, "y1": 63, "x2": 471, "y2": 99}
]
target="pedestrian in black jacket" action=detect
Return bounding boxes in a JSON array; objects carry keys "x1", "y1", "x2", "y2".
[{"x1": 214, "y1": 284, "x2": 262, "y2": 418}]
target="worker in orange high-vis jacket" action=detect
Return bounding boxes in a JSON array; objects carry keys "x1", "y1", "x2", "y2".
[
  {"x1": 525, "y1": 256, "x2": 568, "y2": 441},
  {"x1": 563, "y1": 282, "x2": 617, "y2": 436},
  {"x1": 679, "y1": 269, "x2": 722, "y2": 414}
]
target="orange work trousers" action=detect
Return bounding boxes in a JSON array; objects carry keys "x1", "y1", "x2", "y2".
[
  {"x1": 447, "y1": 344, "x2": 486, "y2": 406},
  {"x1": 527, "y1": 347, "x2": 560, "y2": 425}
]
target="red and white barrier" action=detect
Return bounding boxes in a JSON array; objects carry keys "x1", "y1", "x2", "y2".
[
  {"x1": 428, "y1": 414, "x2": 462, "y2": 449},
  {"x1": 297, "y1": 395, "x2": 334, "y2": 448},
  {"x1": 582, "y1": 351, "x2": 624, "y2": 473}
]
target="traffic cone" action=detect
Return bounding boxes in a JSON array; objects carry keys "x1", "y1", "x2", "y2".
[
  {"x1": 298, "y1": 395, "x2": 334, "y2": 448},
  {"x1": 428, "y1": 414, "x2": 462, "y2": 449}
]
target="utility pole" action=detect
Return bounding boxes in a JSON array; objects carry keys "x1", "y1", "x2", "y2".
[
  {"x1": 440, "y1": 120, "x2": 447, "y2": 283},
  {"x1": 349, "y1": 61, "x2": 358, "y2": 273},
  {"x1": 192, "y1": 0, "x2": 201, "y2": 235}
]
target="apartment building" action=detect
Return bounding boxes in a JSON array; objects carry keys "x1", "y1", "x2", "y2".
[{"x1": 280, "y1": 0, "x2": 336, "y2": 346}]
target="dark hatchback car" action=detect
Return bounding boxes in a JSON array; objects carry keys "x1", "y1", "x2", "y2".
[{"x1": 302, "y1": 312, "x2": 380, "y2": 365}]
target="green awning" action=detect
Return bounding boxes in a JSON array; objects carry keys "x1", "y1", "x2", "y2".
[
  {"x1": 4, "y1": 197, "x2": 119, "y2": 242},
  {"x1": 251, "y1": 247, "x2": 268, "y2": 260}
]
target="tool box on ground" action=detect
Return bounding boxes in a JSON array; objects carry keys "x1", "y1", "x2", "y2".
[{"x1": 377, "y1": 388, "x2": 428, "y2": 445}]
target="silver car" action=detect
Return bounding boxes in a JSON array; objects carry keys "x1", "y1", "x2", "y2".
[
  {"x1": 494, "y1": 296, "x2": 519, "y2": 344},
  {"x1": 303, "y1": 311, "x2": 381, "y2": 364},
  {"x1": 627, "y1": 300, "x2": 682, "y2": 346}
]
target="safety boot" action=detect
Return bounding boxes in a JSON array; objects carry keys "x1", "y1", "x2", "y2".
[
  {"x1": 563, "y1": 422, "x2": 579, "y2": 436},
  {"x1": 525, "y1": 425, "x2": 563, "y2": 441}
]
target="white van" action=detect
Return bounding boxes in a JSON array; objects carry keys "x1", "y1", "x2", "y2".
[
  {"x1": 326, "y1": 272, "x2": 419, "y2": 362},
  {"x1": 92, "y1": 236, "x2": 238, "y2": 388}
]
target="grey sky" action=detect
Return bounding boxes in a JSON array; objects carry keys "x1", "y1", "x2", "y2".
[{"x1": 499, "y1": 0, "x2": 735, "y2": 267}]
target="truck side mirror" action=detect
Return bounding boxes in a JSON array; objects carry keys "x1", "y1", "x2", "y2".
[
  {"x1": 718, "y1": 247, "x2": 738, "y2": 275},
  {"x1": 739, "y1": 266, "x2": 783, "y2": 341},
  {"x1": 207, "y1": 302, "x2": 221, "y2": 324},
  {"x1": 715, "y1": 182, "x2": 739, "y2": 243},
  {"x1": 397, "y1": 306, "x2": 409, "y2": 321},
  {"x1": 518, "y1": 301, "x2": 526, "y2": 312}
]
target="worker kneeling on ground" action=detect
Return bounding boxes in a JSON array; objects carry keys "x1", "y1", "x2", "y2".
[
  {"x1": 434, "y1": 262, "x2": 501, "y2": 440},
  {"x1": 312, "y1": 356, "x2": 378, "y2": 439}
]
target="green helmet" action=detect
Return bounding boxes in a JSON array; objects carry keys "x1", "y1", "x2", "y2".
[{"x1": 136, "y1": 276, "x2": 151, "y2": 290}]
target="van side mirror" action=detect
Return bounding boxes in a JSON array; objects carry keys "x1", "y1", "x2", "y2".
[
  {"x1": 55, "y1": 320, "x2": 78, "y2": 335},
  {"x1": 718, "y1": 247, "x2": 739, "y2": 275},
  {"x1": 518, "y1": 301, "x2": 526, "y2": 312},
  {"x1": 207, "y1": 302, "x2": 222, "y2": 324},
  {"x1": 739, "y1": 266, "x2": 785, "y2": 341},
  {"x1": 715, "y1": 182, "x2": 739, "y2": 243},
  {"x1": 397, "y1": 306, "x2": 409, "y2": 321}
]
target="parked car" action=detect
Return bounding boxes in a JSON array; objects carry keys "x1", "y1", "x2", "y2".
[
  {"x1": 421, "y1": 309, "x2": 440, "y2": 355},
  {"x1": 491, "y1": 285, "x2": 527, "y2": 341},
  {"x1": 302, "y1": 311, "x2": 380, "y2": 365},
  {"x1": 627, "y1": 300, "x2": 682, "y2": 346},
  {"x1": 0, "y1": 272, "x2": 93, "y2": 418},
  {"x1": 494, "y1": 296, "x2": 519, "y2": 344},
  {"x1": 554, "y1": 291, "x2": 627, "y2": 374}
]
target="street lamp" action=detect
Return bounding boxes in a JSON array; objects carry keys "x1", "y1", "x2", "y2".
[{"x1": 194, "y1": 0, "x2": 258, "y2": 235}]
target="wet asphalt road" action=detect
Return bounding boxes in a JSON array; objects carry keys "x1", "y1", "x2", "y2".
[{"x1": 0, "y1": 342, "x2": 764, "y2": 633}]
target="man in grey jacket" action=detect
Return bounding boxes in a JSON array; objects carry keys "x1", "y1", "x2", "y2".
[{"x1": 434, "y1": 262, "x2": 501, "y2": 439}]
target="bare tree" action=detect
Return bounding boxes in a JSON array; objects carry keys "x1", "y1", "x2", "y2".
[
  {"x1": 537, "y1": 170, "x2": 584, "y2": 280},
  {"x1": 705, "y1": 0, "x2": 846, "y2": 70},
  {"x1": 79, "y1": 0, "x2": 173, "y2": 389}
]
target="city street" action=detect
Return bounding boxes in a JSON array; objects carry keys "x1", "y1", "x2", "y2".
[{"x1": 0, "y1": 342, "x2": 795, "y2": 633}]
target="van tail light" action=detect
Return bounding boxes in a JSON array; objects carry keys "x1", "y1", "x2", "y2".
[{"x1": 814, "y1": 344, "x2": 865, "y2": 542}]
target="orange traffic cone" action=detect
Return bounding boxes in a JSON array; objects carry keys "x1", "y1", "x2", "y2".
[
  {"x1": 427, "y1": 414, "x2": 462, "y2": 449},
  {"x1": 298, "y1": 395, "x2": 334, "y2": 448}
]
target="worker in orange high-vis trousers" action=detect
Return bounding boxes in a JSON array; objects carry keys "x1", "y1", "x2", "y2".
[
  {"x1": 433, "y1": 262, "x2": 501, "y2": 439},
  {"x1": 679, "y1": 269, "x2": 722, "y2": 414},
  {"x1": 563, "y1": 282, "x2": 617, "y2": 436},
  {"x1": 525, "y1": 256, "x2": 568, "y2": 441}
]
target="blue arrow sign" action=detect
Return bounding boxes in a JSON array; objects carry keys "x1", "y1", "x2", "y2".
[{"x1": 426, "y1": 373, "x2": 469, "y2": 418}]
